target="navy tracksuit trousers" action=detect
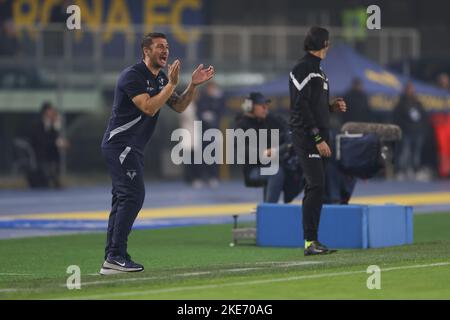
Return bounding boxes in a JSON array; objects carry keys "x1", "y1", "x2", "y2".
[{"x1": 102, "y1": 147, "x2": 145, "y2": 259}]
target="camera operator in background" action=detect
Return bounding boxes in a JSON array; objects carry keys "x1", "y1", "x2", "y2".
[{"x1": 235, "y1": 92, "x2": 304, "y2": 203}]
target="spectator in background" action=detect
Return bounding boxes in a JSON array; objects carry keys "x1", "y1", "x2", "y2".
[
  {"x1": 393, "y1": 83, "x2": 428, "y2": 180},
  {"x1": 342, "y1": 78, "x2": 372, "y2": 123},
  {"x1": 178, "y1": 96, "x2": 203, "y2": 188},
  {"x1": 436, "y1": 73, "x2": 450, "y2": 91},
  {"x1": 195, "y1": 81, "x2": 225, "y2": 187},
  {"x1": 29, "y1": 102, "x2": 68, "y2": 188},
  {"x1": 0, "y1": 20, "x2": 19, "y2": 57}
]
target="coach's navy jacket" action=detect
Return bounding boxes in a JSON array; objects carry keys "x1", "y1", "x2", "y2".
[{"x1": 101, "y1": 61, "x2": 171, "y2": 155}]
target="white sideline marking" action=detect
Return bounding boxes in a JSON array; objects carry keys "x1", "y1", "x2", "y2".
[
  {"x1": 70, "y1": 262, "x2": 450, "y2": 300},
  {"x1": 221, "y1": 267, "x2": 261, "y2": 273},
  {"x1": 254, "y1": 261, "x2": 323, "y2": 265},
  {"x1": 0, "y1": 289, "x2": 19, "y2": 293},
  {"x1": 0, "y1": 273, "x2": 33, "y2": 276},
  {"x1": 177, "y1": 271, "x2": 212, "y2": 277},
  {"x1": 76, "y1": 261, "x2": 323, "y2": 287},
  {"x1": 78, "y1": 271, "x2": 211, "y2": 287},
  {"x1": 259, "y1": 261, "x2": 323, "y2": 267}
]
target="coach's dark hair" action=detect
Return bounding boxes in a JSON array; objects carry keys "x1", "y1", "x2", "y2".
[
  {"x1": 141, "y1": 32, "x2": 167, "y2": 58},
  {"x1": 304, "y1": 27, "x2": 329, "y2": 51}
]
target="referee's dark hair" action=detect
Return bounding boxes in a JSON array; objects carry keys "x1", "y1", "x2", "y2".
[
  {"x1": 304, "y1": 27, "x2": 329, "y2": 51},
  {"x1": 141, "y1": 32, "x2": 167, "y2": 58}
]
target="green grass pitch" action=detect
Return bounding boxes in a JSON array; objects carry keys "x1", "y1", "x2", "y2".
[{"x1": 1, "y1": 212, "x2": 450, "y2": 299}]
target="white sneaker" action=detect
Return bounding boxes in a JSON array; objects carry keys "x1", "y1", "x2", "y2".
[{"x1": 99, "y1": 267, "x2": 123, "y2": 275}]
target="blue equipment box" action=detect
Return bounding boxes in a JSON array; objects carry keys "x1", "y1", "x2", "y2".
[{"x1": 256, "y1": 204, "x2": 413, "y2": 249}]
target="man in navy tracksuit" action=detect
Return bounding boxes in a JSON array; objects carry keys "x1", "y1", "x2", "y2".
[
  {"x1": 100, "y1": 33, "x2": 215, "y2": 275},
  {"x1": 289, "y1": 27, "x2": 347, "y2": 256}
]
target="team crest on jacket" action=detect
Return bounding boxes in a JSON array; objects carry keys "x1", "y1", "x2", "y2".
[{"x1": 126, "y1": 169, "x2": 137, "y2": 180}]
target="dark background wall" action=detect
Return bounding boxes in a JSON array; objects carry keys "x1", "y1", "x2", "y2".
[{"x1": 204, "y1": 0, "x2": 450, "y2": 59}]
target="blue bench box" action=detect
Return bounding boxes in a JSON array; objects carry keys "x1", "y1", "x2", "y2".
[{"x1": 256, "y1": 204, "x2": 413, "y2": 249}]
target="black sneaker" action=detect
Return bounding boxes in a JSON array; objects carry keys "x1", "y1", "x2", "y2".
[
  {"x1": 105, "y1": 252, "x2": 131, "y2": 260},
  {"x1": 104, "y1": 252, "x2": 132, "y2": 262},
  {"x1": 99, "y1": 256, "x2": 144, "y2": 275},
  {"x1": 304, "y1": 241, "x2": 337, "y2": 256}
]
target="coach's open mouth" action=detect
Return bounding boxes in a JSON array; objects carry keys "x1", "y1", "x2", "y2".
[{"x1": 160, "y1": 55, "x2": 167, "y2": 64}]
